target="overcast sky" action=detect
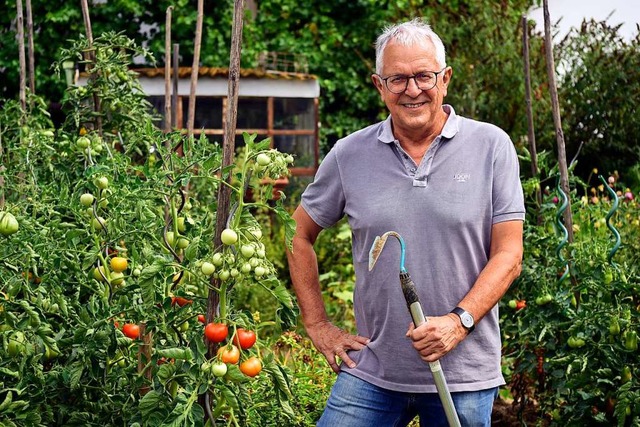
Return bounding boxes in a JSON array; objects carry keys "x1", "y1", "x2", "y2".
[{"x1": 528, "y1": 0, "x2": 640, "y2": 41}]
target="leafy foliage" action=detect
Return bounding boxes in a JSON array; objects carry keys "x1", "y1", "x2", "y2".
[{"x1": 0, "y1": 33, "x2": 298, "y2": 426}]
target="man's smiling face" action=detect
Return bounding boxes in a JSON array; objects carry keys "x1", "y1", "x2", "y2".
[{"x1": 373, "y1": 39, "x2": 452, "y2": 140}]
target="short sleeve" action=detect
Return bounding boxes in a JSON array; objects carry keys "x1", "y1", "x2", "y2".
[
  {"x1": 301, "y1": 147, "x2": 346, "y2": 229},
  {"x1": 492, "y1": 139, "x2": 525, "y2": 223}
]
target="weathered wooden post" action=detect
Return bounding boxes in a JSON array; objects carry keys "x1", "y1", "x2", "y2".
[
  {"x1": 522, "y1": 15, "x2": 543, "y2": 223},
  {"x1": 164, "y1": 6, "x2": 173, "y2": 133},
  {"x1": 543, "y1": 0, "x2": 574, "y2": 242},
  {"x1": 186, "y1": 0, "x2": 204, "y2": 137}
]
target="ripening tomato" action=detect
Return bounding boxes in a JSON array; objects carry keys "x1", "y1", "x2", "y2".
[
  {"x1": 205, "y1": 323, "x2": 228, "y2": 343},
  {"x1": 217, "y1": 344, "x2": 240, "y2": 364},
  {"x1": 110, "y1": 257, "x2": 128, "y2": 273},
  {"x1": 122, "y1": 323, "x2": 140, "y2": 339},
  {"x1": 240, "y1": 356, "x2": 262, "y2": 377},
  {"x1": 233, "y1": 328, "x2": 257, "y2": 350},
  {"x1": 515, "y1": 300, "x2": 526, "y2": 311},
  {"x1": 197, "y1": 314, "x2": 206, "y2": 324}
]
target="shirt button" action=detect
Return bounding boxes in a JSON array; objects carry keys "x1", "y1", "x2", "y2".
[{"x1": 410, "y1": 167, "x2": 416, "y2": 172}]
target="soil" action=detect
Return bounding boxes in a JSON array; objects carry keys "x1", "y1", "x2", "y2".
[{"x1": 492, "y1": 397, "x2": 548, "y2": 426}]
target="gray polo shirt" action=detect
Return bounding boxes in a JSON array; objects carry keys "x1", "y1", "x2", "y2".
[{"x1": 301, "y1": 105, "x2": 525, "y2": 393}]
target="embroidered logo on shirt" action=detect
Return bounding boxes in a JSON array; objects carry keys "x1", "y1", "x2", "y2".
[{"x1": 453, "y1": 173, "x2": 470, "y2": 182}]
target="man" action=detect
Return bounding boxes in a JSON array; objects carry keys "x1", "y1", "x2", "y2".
[{"x1": 286, "y1": 18, "x2": 524, "y2": 427}]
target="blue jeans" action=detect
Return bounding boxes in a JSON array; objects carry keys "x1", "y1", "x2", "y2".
[{"x1": 317, "y1": 372, "x2": 498, "y2": 427}]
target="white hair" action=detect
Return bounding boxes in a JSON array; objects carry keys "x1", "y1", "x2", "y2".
[{"x1": 374, "y1": 18, "x2": 447, "y2": 74}]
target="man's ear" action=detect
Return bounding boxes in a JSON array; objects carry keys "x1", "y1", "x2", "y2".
[
  {"x1": 441, "y1": 67, "x2": 453, "y2": 97},
  {"x1": 371, "y1": 74, "x2": 384, "y2": 94}
]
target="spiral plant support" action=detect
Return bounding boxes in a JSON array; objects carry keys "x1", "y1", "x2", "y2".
[
  {"x1": 554, "y1": 181, "x2": 570, "y2": 284},
  {"x1": 598, "y1": 175, "x2": 621, "y2": 266}
]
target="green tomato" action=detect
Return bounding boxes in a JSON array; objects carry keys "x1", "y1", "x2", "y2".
[
  {"x1": 80, "y1": 193, "x2": 95, "y2": 207},
  {"x1": 110, "y1": 271, "x2": 125, "y2": 287},
  {"x1": 166, "y1": 231, "x2": 176, "y2": 247},
  {"x1": 240, "y1": 244, "x2": 255, "y2": 258},
  {"x1": 256, "y1": 153, "x2": 271, "y2": 166},
  {"x1": 201, "y1": 262, "x2": 215, "y2": 276},
  {"x1": 91, "y1": 217, "x2": 107, "y2": 231},
  {"x1": 240, "y1": 263, "x2": 252, "y2": 274},
  {"x1": 0, "y1": 212, "x2": 19, "y2": 236},
  {"x1": 177, "y1": 237, "x2": 189, "y2": 250},
  {"x1": 212, "y1": 253, "x2": 224, "y2": 266},
  {"x1": 76, "y1": 136, "x2": 91, "y2": 149},
  {"x1": 94, "y1": 176, "x2": 109, "y2": 190},
  {"x1": 179, "y1": 321, "x2": 189, "y2": 332},
  {"x1": 221, "y1": 228, "x2": 238, "y2": 245},
  {"x1": 6, "y1": 331, "x2": 26, "y2": 357},
  {"x1": 248, "y1": 227, "x2": 262, "y2": 240},
  {"x1": 254, "y1": 266, "x2": 266, "y2": 277},
  {"x1": 219, "y1": 270, "x2": 230, "y2": 281},
  {"x1": 177, "y1": 217, "x2": 186, "y2": 232},
  {"x1": 210, "y1": 362, "x2": 228, "y2": 377}
]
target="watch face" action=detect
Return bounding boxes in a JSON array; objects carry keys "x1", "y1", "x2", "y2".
[{"x1": 460, "y1": 312, "x2": 474, "y2": 328}]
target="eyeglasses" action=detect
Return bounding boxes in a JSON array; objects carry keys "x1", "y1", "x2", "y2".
[{"x1": 377, "y1": 68, "x2": 447, "y2": 94}]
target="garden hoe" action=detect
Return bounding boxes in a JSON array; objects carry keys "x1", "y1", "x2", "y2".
[{"x1": 368, "y1": 231, "x2": 461, "y2": 427}]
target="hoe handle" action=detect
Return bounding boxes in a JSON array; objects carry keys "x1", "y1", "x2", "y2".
[{"x1": 400, "y1": 273, "x2": 461, "y2": 427}]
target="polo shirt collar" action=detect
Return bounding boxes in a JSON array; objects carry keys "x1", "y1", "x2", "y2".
[{"x1": 378, "y1": 104, "x2": 460, "y2": 144}]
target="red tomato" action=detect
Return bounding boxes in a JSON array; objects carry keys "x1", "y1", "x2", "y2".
[
  {"x1": 515, "y1": 300, "x2": 526, "y2": 311},
  {"x1": 197, "y1": 314, "x2": 206, "y2": 324},
  {"x1": 204, "y1": 323, "x2": 228, "y2": 343},
  {"x1": 171, "y1": 296, "x2": 193, "y2": 307},
  {"x1": 233, "y1": 328, "x2": 257, "y2": 350},
  {"x1": 217, "y1": 344, "x2": 240, "y2": 364},
  {"x1": 239, "y1": 356, "x2": 262, "y2": 377},
  {"x1": 122, "y1": 323, "x2": 140, "y2": 339}
]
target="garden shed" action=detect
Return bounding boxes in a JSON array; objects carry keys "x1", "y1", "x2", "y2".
[{"x1": 134, "y1": 66, "x2": 321, "y2": 176}]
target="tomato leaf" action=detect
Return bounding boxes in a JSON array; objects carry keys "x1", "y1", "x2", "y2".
[
  {"x1": 139, "y1": 390, "x2": 163, "y2": 418},
  {"x1": 274, "y1": 202, "x2": 296, "y2": 251}
]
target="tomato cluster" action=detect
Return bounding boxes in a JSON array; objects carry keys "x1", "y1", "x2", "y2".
[{"x1": 203, "y1": 322, "x2": 261, "y2": 378}]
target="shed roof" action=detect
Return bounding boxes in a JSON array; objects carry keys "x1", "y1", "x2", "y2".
[{"x1": 132, "y1": 66, "x2": 318, "y2": 81}]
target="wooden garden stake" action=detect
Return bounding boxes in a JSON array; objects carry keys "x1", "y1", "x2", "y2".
[
  {"x1": 522, "y1": 15, "x2": 543, "y2": 223},
  {"x1": 137, "y1": 322, "x2": 153, "y2": 396},
  {"x1": 186, "y1": 0, "x2": 204, "y2": 137},
  {"x1": 25, "y1": 0, "x2": 35, "y2": 95},
  {"x1": 164, "y1": 6, "x2": 173, "y2": 133},
  {"x1": 172, "y1": 44, "x2": 179, "y2": 130},
  {"x1": 16, "y1": 0, "x2": 26, "y2": 113},
  {"x1": 80, "y1": 0, "x2": 103, "y2": 137},
  {"x1": 207, "y1": 0, "x2": 245, "y2": 355},
  {"x1": 543, "y1": 0, "x2": 574, "y2": 243}
]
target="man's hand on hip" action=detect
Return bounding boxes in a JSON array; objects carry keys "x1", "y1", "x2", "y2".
[{"x1": 307, "y1": 320, "x2": 370, "y2": 373}]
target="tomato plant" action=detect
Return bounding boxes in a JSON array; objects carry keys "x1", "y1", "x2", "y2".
[{"x1": 0, "y1": 32, "x2": 299, "y2": 427}]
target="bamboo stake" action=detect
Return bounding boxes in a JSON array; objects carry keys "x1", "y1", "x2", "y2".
[
  {"x1": 164, "y1": 6, "x2": 173, "y2": 133},
  {"x1": 16, "y1": 0, "x2": 26, "y2": 113},
  {"x1": 522, "y1": 16, "x2": 543, "y2": 223},
  {"x1": 543, "y1": 0, "x2": 574, "y2": 242},
  {"x1": 25, "y1": 0, "x2": 35, "y2": 95},
  {"x1": 186, "y1": 0, "x2": 204, "y2": 137},
  {"x1": 207, "y1": 0, "x2": 245, "y2": 353}
]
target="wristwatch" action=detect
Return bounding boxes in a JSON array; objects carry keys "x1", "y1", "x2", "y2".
[{"x1": 451, "y1": 307, "x2": 475, "y2": 333}]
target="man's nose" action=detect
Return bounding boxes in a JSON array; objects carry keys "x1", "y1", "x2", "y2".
[{"x1": 404, "y1": 77, "x2": 423, "y2": 96}]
